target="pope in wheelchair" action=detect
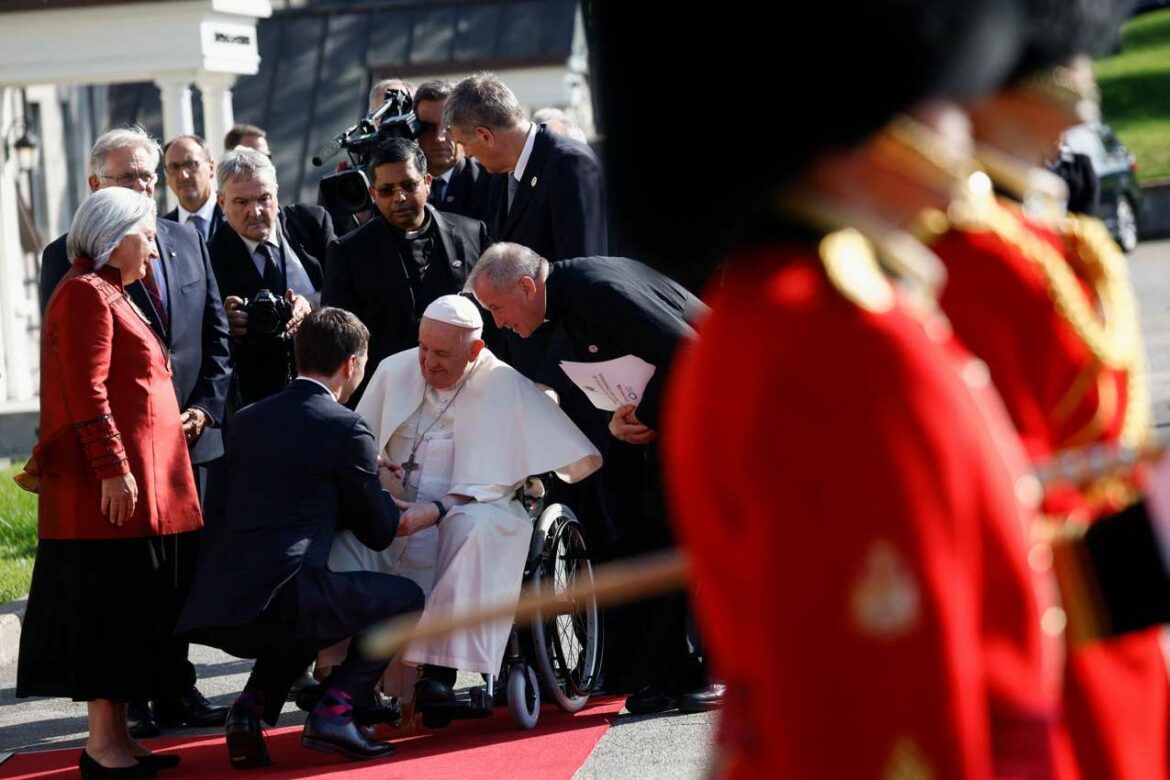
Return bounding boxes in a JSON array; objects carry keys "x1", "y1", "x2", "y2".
[{"x1": 320, "y1": 295, "x2": 601, "y2": 720}]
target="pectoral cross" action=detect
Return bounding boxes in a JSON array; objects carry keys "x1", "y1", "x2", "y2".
[{"x1": 402, "y1": 455, "x2": 420, "y2": 478}]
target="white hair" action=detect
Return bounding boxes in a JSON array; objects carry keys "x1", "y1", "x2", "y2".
[
  {"x1": 466, "y1": 242, "x2": 548, "y2": 291},
  {"x1": 67, "y1": 187, "x2": 157, "y2": 270},
  {"x1": 217, "y1": 145, "x2": 278, "y2": 191},
  {"x1": 88, "y1": 125, "x2": 161, "y2": 178}
]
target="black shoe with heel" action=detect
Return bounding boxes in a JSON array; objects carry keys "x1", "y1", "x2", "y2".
[
  {"x1": 224, "y1": 699, "x2": 272, "y2": 770},
  {"x1": 79, "y1": 750, "x2": 157, "y2": 779}
]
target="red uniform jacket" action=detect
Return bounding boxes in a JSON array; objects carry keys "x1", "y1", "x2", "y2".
[
  {"x1": 35, "y1": 260, "x2": 202, "y2": 540},
  {"x1": 935, "y1": 202, "x2": 1168, "y2": 780},
  {"x1": 664, "y1": 232, "x2": 1064, "y2": 779}
]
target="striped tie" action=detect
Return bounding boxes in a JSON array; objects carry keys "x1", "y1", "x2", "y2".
[{"x1": 140, "y1": 262, "x2": 169, "y2": 334}]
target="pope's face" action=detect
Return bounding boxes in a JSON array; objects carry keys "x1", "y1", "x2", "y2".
[
  {"x1": 418, "y1": 317, "x2": 480, "y2": 390},
  {"x1": 471, "y1": 275, "x2": 544, "y2": 337}
]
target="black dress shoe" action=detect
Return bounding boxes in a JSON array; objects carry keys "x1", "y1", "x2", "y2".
[
  {"x1": 134, "y1": 753, "x2": 181, "y2": 770},
  {"x1": 154, "y1": 687, "x2": 229, "y2": 728},
  {"x1": 287, "y1": 670, "x2": 320, "y2": 703},
  {"x1": 414, "y1": 678, "x2": 457, "y2": 706},
  {"x1": 79, "y1": 750, "x2": 157, "y2": 779},
  {"x1": 127, "y1": 702, "x2": 161, "y2": 739},
  {"x1": 225, "y1": 702, "x2": 272, "y2": 770},
  {"x1": 299, "y1": 711, "x2": 395, "y2": 757},
  {"x1": 624, "y1": 685, "x2": 681, "y2": 715},
  {"x1": 678, "y1": 682, "x2": 726, "y2": 713}
]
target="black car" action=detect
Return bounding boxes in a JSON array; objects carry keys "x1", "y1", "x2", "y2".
[{"x1": 1062, "y1": 122, "x2": 1142, "y2": 252}]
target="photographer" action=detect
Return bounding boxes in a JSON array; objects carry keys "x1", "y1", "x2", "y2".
[{"x1": 209, "y1": 147, "x2": 336, "y2": 406}]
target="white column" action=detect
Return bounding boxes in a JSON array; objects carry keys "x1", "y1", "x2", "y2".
[
  {"x1": 156, "y1": 76, "x2": 195, "y2": 211},
  {"x1": 195, "y1": 71, "x2": 237, "y2": 161},
  {"x1": 0, "y1": 88, "x2": 34, "y2": 404}
]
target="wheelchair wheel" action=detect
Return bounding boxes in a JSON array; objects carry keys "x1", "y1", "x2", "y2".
[
  {"x1": 531, "y1": 507, "x2": 603, "y2": 712},
  {"x1": 507, "y1": 663, "x2": 541, "y2": 730}
]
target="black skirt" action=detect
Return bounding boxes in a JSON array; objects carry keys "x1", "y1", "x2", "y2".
[{"x1": 17, "y1": 535, "x2": 178, "y2": 702}]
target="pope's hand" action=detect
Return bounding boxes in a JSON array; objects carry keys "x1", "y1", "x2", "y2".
[
  {"x1": 392, "y1": 496, "x2": 441, "y2": 536},
  {"x1": 609, "y1": 404, "x2": 657, "y2": 445}
]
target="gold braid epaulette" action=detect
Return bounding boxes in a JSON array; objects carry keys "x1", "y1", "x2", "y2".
[{"x1": 950, "y1": 201, "x2": 1151, "y2": 448}]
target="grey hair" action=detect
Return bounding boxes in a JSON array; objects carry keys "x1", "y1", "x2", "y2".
[
  {"x1": 369, "y1": 78, "x2": 416, "y2": 109},
  {"x1": 88, "y1": 125, "x2": 161, "y2": 179},
  {"x1": 217, "y1": 145, "x2": 278, "y2": 191},
  {"x1": 67, "y1": 187, "x2": 157, "y2": 270},
  {"x1": 443, "y1": 73, "x2": 525, "y2": 132},
  {"x1": 466, "y1": 242, "x2": 548, "y2": 291}
]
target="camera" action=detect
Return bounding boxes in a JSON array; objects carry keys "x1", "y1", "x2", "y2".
[
  {"x1": 315, "y1": 88, "x2": 423, "y2": 231},
  {"x1": 239, "y1": 289, "x2": 293, "y2": 342}
]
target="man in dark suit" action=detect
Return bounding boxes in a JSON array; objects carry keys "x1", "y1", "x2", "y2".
[
  {"x1": 323, "y1": 138, "x2": 488, "y2": 404},
  {"x1": 468, "y1": 243, "x2": 722, "y2": 715},
  {"x1": 414, "y1": 79, "x2": 492, "y2": 222},
  {"x1": 38, "y1": 125, "x2": 233, "y2": 736},
  {"x1": 162, "y1": 134, "x2": 224, "y2": 242},
  {"x1": 177, "y1": 308, "x2": 424, "y2": 767},
  {"x1": 209, "y1": 145, "x2": 335, "y2": 406},
  {"x1": 443, "y1": 73, "x2": 607, "y2": 260}
]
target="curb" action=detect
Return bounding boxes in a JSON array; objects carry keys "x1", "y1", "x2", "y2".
[{"x1": 0, "y1": 598, "x2": 26, "y2": 666}]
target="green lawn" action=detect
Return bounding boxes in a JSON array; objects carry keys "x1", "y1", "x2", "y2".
[
  {"x1": 0, "y1": 463, "x2": 37, "y2": 603},
  {"x1": 1097, "y1": 9, "x2": 1170, "y2": 182}
]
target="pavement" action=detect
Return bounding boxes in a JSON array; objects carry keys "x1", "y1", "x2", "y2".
[{"x1": 1, "y1": 237, "x2": 1167, "y2": 777}]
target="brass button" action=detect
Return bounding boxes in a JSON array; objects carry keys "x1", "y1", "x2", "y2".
[
  {"x1": 1041, "y1": 606, "x2": 1067, "y2": 637},
  {"x1": 1028, "y1": 543, "x2": 1053, "y2": 573},
  {"x1": 962, "y1": 359, "x2": 991, "y2": 389},
  {"x1": 1014, "y1": 475, "x2": 1043, "y2": 509}
]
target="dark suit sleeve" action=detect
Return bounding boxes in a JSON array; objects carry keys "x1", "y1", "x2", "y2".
[
  {"x1": 322, "y1": 239, "x2": 357, "y2": 313},
  {"x1": 39, "y1": 239, "x2": 71, "y2": 314},
  {"x1": 585, "y1": 280, "x2": 695, "y2": 429},
  {"x1": 314, "y1": 207, "x2": 337, "y2": 262},
  {"x1": 337, "y1": 416, "x2": 401, "y2": 551},
  {"x1": 188, "y1": 237, "x2": 233, "y2": 425},
  {"x1": 551, "y1": 151, "x2": 607, "y2": 259}
]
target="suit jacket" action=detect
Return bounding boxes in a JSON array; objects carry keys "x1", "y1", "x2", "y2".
[
  {"x1": 163, "y1": 202, "x2": 225, "y2": 243},
  {"x1": 40, "y1": 220, "x2": 232, "y2": 464},
  {"x1": 487, "y1": 124, "x2": 607, "y2": 260},
  {"x1": 323, "y1": 205, "x2": 488, "y2": 403},
  {"x1": 177, "y1": 379, "x2": 402, "y2": 635},
  {"x1": 209, "y1": 203, "x2": 335, "y2": 302},
  {"x1": 432, "y1": 156, "x2": 492, "y2": 223},
  {"x1": 37, "y1": 262, "x2": 203, "y2": 540},
  {"x1": 541, "y1": 256, "x2": 706, "y2": 431}
]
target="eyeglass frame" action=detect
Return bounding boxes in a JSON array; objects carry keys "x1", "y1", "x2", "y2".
[
  {"x1": 99, "y1": 170, "x2": 158, "y2": 187},
  {"x1": 371, "y1": 177, "x2": 426, "y2": 198}
]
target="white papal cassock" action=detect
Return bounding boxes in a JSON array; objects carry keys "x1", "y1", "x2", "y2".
[{"x1": 322, "y1": 345, "x2": 601, "y2": 690}]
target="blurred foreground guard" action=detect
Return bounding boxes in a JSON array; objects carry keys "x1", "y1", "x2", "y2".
[
  {"x1": 177, "y1": 309, "x2": 423, "y2": 768},
  {"x1": 919, "y1": 2, "x2": 1169, "y2": 776}
]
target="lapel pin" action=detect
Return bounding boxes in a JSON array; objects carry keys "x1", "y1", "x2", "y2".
[
  {"x1": 446, "y1": 195, "x2": 454, "y2": 202},
  {"x1": 451, "y1": 260, "x2": 463, "y2": 268},
  {"x1": 588, "y1": 344, "x2": 599, "y2": 353},
  {"x1": 530, "y1": 176, "x2": 538, "y2": 187}
]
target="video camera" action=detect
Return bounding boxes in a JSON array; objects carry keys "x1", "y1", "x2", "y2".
[{"x1": 315, "y1": 88, "x2": 422, "y2": 232}]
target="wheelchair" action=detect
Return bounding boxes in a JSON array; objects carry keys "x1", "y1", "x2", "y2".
[{"x1": 416, "y1": 477, "x2": 604, "y2": 730}]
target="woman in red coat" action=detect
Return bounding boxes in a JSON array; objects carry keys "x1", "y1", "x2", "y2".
[{"x1": 16, "y1": 187, "x2": 203, "y2": 779}]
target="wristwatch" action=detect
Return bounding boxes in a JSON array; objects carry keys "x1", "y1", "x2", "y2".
[{"x1": 432, "y1": 500, "x2": 448, "y2": 523}]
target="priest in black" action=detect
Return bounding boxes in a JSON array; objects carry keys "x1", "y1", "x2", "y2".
[
  {"x1": 323, "y1": 138, "x2": 488, "y2": 405},
  {"x1": 177, "y1": 308, "x2": 423, "y2": 767},
  {"x1": 468, "y1": 242, "x2": 720, "y2": 715}
]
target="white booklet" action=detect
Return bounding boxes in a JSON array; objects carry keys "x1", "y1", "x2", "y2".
[{"x1": 559, "y1": 355, "x2": 657, "y2": 412}]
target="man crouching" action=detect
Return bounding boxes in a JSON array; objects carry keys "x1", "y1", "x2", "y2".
[
  {"x1": 324, "y1": 294, "x2": 601, "y2": 710},
  {"x1": 176, "y1": 308, "x2": 424, "y2": 767}
]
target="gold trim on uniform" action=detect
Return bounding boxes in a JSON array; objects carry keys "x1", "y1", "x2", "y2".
[
  {"x1": 819, "y1": 230, "x2": 896, "y2": 314},
  {"x1": 850, "y1": 540, "x2": 922, "y2": 639},
  {"x1": 884, "y1": 737, "x2": 935, "y2": 780}
]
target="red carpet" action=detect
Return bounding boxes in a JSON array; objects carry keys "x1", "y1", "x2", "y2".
[{"x1": 0, "y1": 696, "x2": 625, "y2": 779}]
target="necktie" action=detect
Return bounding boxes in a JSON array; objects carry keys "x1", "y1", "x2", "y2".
[
  {"x1": 140, "y1": 261, "x2": 169, "y2": 334},
  {"x1": 256, "y1": 243, "x2": 283, "y2": 293},
  {"x1": 430, "y1": 178, "x2": 447, "y2": 205},
  {"x1": 188, "y1": 215, "x2": 208, "y2": 242},
  {"x1": 507, "y1": 175, "x2": 520, "y2": 210}
]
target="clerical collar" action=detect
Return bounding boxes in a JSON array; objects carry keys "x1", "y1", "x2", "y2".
[
  {"x1": 388, "y1": 210, "x2": 434, "y2": 241},
  {"x1": 512, "y1": 122, "x2": 538, "y2": 182},
  {"x1": 180, "y1": 194, "x2": 217, "y2": 224}
]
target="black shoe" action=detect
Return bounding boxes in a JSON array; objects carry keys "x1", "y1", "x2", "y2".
[
  {"x1": 354, "y1": 692, "x2": 402, "y2": 727},
  {"x1": 134, "y1": 752, "x2": 181, "y2": 770},
  {"x1": 287, "y1": 670, "x2": 320, "y2": 703},
  {"x1": 414, "y1": 678, "x2": 457, "y2": 707},
  {"x1": 678, "y1": 682, "x2": 725, "y2": 713},
  {"x1": 79, "y1": 750, "x2": 157, "y2": 779},
  {"x1": 224, "y1": 701, "x2": 272, "y2": 770},
  {"x1": 154, "y1": 687, "x2": 230, "y2": 728},
  {"x1": 301, "y1": 689, "x2": 396, "y2": 761},
  {"x1": 127, "y1": 702, "x2": 161, "y2": 739},
  {"x1": 624, "y1": 685, "x2": 681, "y2": 715}
]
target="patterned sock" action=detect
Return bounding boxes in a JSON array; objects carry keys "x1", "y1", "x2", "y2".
[
  {"x1": 312, "y1": 687, "x2": 354, "y2": 726},
  {"x1": 234, "y1": 689, "x2": 265, "y2": 718}
]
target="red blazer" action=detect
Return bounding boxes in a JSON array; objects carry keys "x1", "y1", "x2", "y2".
[
  {"x1": 35, "y1": 259, "x2": 202, "y2": 540},
  {"x1": 935, "y1": 203, "x2": 1169, "y2": 780},
  {"x1": 664, "y1": 238, "x2": 1063, "y2": 779}
]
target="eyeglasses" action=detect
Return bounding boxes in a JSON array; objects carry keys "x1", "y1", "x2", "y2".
[
  {"x1": 165, "y1": 160, "x2": 205, "y2": 175},
  {"x1": 373, "y1": 178, "x2": 424, "y2": 198},
  {"x1": 100, "y1": 171, "x2": 157, "y2": 187}
]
